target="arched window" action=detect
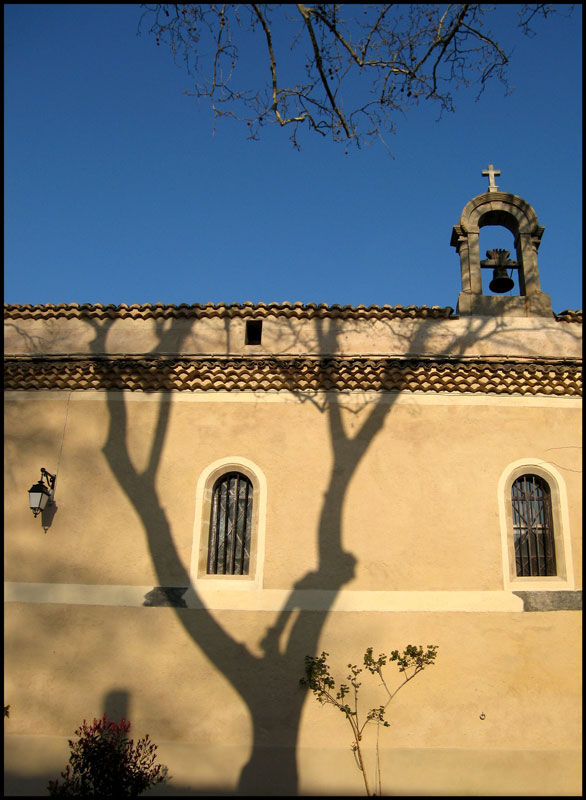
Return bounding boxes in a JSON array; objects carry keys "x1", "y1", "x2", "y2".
[
  {"x1": 189, "y1": 457, "x2": 267, "y2": 591},
  {"x1": 207, "y1": 472, "x2": 253, "y2": 575},
  {"x1": 498, "y1": 459, "x2": 574, "y2": 590},
  {"x1": 511, "y1": 474, "x2": 556, "y2": 577}
]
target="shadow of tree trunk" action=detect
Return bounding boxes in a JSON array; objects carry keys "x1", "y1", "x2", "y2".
[{"x1": 82, "y1": 308, "x2": 507, "y2": 794}]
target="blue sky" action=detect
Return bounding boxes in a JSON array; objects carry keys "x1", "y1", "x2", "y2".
[{"x1": 4, "y1": 4, "x2": 582, "y2": 312}]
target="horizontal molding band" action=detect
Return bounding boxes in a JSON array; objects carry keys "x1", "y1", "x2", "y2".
[
  {"x1": 3, "y1": 356, "x2": 582, "y2": 395},
  {"x1": 13, "y1": 389, "x2": 575, "y2": 407},
  {"x1": 5, "y1": 352, "x2": 581, "y2": 363},
  {"x1": 3, "y1": 583, "x2": 581, "y2": 612}
]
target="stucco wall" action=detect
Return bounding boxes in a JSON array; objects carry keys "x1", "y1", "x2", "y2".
[
  {"x1": 4, "y1": 604, "x2": 582, "y2": 795},
  {"x1": 4, "y1": 311, "x2": 583, "y2": 359},
  {"x1": 4, "y1": 390, "x2": 582, "y2": 590},
  {"x1": 4, "y1": 384, "x2": 582, "y2": 795}
]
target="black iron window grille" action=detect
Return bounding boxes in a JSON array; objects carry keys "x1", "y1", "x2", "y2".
[
  {"x1": 207, "y1": 472, "x2": 253, "y2": 575},
  {"x1": 511, "y1": 474, "x2": 556, "y2": 577}
]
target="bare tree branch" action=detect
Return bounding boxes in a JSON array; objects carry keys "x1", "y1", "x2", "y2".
[
  {"x1": 252, "y1": 4, "x2": 314, "y2": 131},
  {"x1": 296, "y1": 4, "x2": 351, "y2": 137},
  {"x1": 138, "y1": 4, "x2": 572, "y2": 148}
]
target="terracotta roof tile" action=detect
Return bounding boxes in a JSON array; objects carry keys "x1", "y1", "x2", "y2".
[
  {"x1": 5, "y1": 302, "x2": 581, "y2": 322},
  {"x1": 4, "y1": 355, "x2": 581, "y2": 396},
  {"x1": 554, "y1": 309, "x2": 582, "y2": 323},
  {"x1": 4, "y1": 302, "x2": 454, "y2": 321}
]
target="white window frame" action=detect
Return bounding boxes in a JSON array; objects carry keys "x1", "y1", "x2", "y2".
[
  {"x1": 498, "y1": 458, "x2": 574, "y2": 591},
  {"x1": 188, "y1": 457, "x2": 267, "y2": 591}
]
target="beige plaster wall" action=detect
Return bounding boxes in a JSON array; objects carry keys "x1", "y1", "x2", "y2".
[
  {"x1": 4, "y1": 313, "x2": 582, "y2": 359},
  {"x1": 4, "y1": 391, "x2": 582, "y2": 591},
  {"x1": 4, "y1": 737, "x2": 582, "y2": 796},
  {"x1": 4, "y1": 603, "x2": 582, "y2": 795},
  {"x1": 4, "y1": 382, "x2": 582, "y2": 795}
]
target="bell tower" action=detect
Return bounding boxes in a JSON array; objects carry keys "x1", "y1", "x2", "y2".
[{"x1": 450, "y1": 165, "x2": 553, "y2": 316}]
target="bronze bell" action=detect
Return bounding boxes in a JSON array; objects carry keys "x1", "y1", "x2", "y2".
[{"x1": 489, "y1": 266, "x2": 514, "y2": 294}]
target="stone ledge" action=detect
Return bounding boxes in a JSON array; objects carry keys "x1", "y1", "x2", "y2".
[
  {"x1": 143, "y1": 586, "x2": 188, "y2": 607},
  {"x1": 512, "y1": 590, "x2": 582, "y2": 611}
]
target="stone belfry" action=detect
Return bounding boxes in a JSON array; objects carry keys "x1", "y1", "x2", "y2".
[{"x1": 451, "y1": 165, "x2": 553, "y2": 316}]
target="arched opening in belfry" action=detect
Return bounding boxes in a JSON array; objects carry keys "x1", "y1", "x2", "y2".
[
  {"x1": 451, "y1": 168, "x2": 552, "y2": 317},
  {"x1": 478, "y1": 225, "x2": 518, "y2": 296}
]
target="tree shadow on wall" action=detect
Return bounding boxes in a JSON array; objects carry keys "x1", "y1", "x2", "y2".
[{"x1": 80, "y1": 306, "x2": 545, "y2": 795}]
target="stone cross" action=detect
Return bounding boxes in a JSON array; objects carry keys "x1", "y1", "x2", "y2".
[{"x1": 482, "y1": 163, "x2": 501, "y2": 192}]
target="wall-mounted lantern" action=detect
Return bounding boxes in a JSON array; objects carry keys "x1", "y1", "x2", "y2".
[{"x1": 28, "y1": 468, "x2": 56, "y2": 518}]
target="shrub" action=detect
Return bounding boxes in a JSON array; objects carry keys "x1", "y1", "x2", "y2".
[
  {"x1": 301, "y1": 644, "x2": 438, "y2": 796},
  {"x1": 47, "y1": 714, "x2": 169, "y2": 797}
]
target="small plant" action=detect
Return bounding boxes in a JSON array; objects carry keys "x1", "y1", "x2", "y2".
[
  {"x1": 47, "y1": 713, "x2": 169, "y2": 797},
  {"x1": 301, "y1": 644, "x2": 438, "y2": 796}
]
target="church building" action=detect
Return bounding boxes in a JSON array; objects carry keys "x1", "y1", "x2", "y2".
[{"x1": 4, "y1": 171, "x2": 582, "y2": 795}]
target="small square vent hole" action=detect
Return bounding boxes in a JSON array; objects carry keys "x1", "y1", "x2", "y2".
[{"x1": 245, "y1": 320, "x2": 263, "y2": 345}]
